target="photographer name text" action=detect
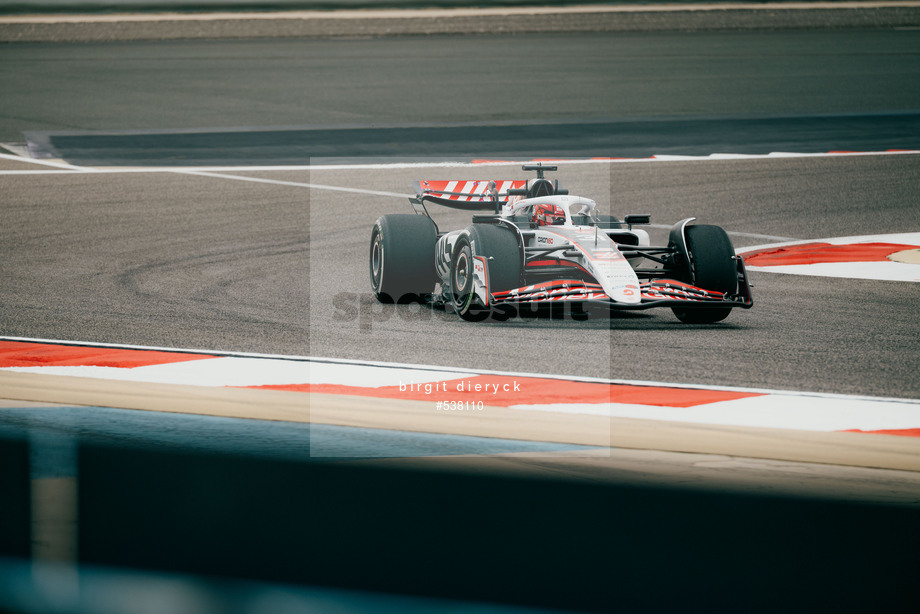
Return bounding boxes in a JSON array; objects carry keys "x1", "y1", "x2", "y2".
[{"x1": 400, "y1": 380, "x2": 521, "y2": 395}]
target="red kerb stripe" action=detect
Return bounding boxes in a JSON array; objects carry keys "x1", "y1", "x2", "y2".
[
  {"x1": 249, "y1": 375, "x2": 762, "y2": 408},
  {"x1": 743, "y1": 242, "x2": 918, "y2": 267},
  {"x1": 842, "y1": 428, "x2": 920, "y2": 438},
  {"x1": 0, "y1": 340, "x2": 214, "y2": 368}
]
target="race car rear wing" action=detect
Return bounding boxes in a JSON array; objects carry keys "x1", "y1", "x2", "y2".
[{"x1": 411, "y1": 180, "x2": 528, "y2": 213}]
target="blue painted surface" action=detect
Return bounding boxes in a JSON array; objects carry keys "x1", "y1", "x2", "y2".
[{"x1": 0, "y1": 405, "x2": 598, "y2": 477}]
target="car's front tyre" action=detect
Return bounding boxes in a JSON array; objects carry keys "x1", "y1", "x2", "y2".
[{"x1": 671, "y1": 224, "x2": 738, "y2": 324}]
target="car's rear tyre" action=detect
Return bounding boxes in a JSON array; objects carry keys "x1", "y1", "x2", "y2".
[
  {"x1": 370, "y1": 214, "x2": 437, "y2": 303},
  {"x1": 671, "y1": 224, "x2": 737, "y2": 324},
  {"x1": 450, "y1": 224, "x2": 522, "y2": 321}
]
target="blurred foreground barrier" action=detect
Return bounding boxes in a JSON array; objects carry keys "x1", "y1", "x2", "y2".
[
  {"x1": 0, "y1": 434, "x2": 30, "y2": 560},
  {"x1": 76, "y1": 441, "x2": 918, "y2": 613}
]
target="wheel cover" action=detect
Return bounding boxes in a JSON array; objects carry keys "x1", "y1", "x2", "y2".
[
  {"x1": 371, "y1": 231, "x2": 384, "y2": 291},
  {"x1": 452, "y1": 247, "x2": 474, "y2": 312}
]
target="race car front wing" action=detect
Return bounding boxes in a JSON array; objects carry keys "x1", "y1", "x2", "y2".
[{"x1": 489, "y1": 257, "x2": 754, "y2": 310}]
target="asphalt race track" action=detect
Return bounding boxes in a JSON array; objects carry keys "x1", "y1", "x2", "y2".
[
  {"x1": 1, "y1": 29, "x2": 919, "y2": 397},
  {"x1": 3, "y1": 152, "x2": 920, "y2": 396},
  {"x1": 4, "y1": 158, "x2": 920, "y2": 397},
  {"x1": 2, "y1": 14, "x2": 920, "y2": 613}
]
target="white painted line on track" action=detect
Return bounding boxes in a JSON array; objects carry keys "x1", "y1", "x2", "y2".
[
  {"x1": 2, "y1": 150, "x2": 911, "y2": 246},
  {"x1": 645, "y1": 224, "x2": 795, "y2": 243},
  {"x1": 746, "y1": 260, "x2": 920, "y2": 282},
  {"x1": 3, "y1": 149, "x2": 919, "y2": 177},
  {"x1": 5, "y1": 151, "x2": 918, "y2": 223},
  {"x1": 0, "y1": 152, "x2": 86, "y2": 171},
  {"x1": 177, "y1": 170, "x2": 412, "y2": 199},
  {"x1": 723, "y1": 230, "x2": 798, "y2": 241}
]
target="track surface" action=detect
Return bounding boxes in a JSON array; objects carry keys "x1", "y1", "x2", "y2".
[
  {"x1": 1, "y1": 30, "x2": 919, "y2": 400},
  {"x1": 2, "y1": 29, "x2": 920, "y2": 142}
]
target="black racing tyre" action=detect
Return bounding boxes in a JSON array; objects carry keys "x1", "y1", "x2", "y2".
[
  {"x1": 671, "y1": 224, "x2": 737, "y2": 324},
  {"x1": 369, "y1": 214, "x2": 437, "y2": 303},
  {"x1": 450, "y1": 224, "x2": 522, "y2": 321}
]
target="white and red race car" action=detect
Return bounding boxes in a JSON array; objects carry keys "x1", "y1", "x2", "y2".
[{"x1": 370, "y1": 164, "x2": 753, "y2": 323}]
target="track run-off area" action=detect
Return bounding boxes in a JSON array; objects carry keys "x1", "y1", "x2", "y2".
[{"x1": 2, "y1": 151, "x2": 920, "y2": 470}]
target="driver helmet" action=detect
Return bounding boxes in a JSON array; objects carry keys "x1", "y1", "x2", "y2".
[{"x1": 532, "y1": 203, "x2": 565, "y2": 226}]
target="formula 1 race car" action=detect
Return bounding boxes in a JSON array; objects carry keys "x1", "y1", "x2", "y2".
[{"x1": 369, "y1": 164, "x2": 753, "y2": 323}]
